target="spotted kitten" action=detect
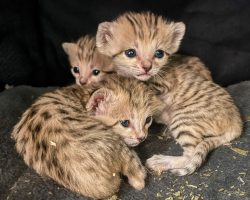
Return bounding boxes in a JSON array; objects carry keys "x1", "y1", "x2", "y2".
[
  {"x1": 11, "y1": 75, "x2": 164, "y2": 199},
  {"x1": 62, "y1": 35, "x2": 113, "y2": 85},
  {"x1": 96, "y1": 12, "x2": 242, "y2": 176}
]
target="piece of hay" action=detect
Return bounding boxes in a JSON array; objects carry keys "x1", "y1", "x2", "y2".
[{"x1": 230, "y1": 147, "x2": 248, "y2": 156}]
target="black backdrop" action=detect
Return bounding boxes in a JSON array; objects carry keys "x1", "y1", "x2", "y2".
[{"x1": 1, "y1": 0, "x2": 250, "y2": 91}]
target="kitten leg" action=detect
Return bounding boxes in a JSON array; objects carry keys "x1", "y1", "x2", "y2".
[
  {"x1": 121, "y1": 149, "x2": 146, "y2": 190},
  {"x1": 146, "y1": 129, "x2": 200, "y2": 173},
  {"x1": 169, "y1": 133, "x2": 240, "y2": 176},
  {"x1": 152, "y1": 130, "x2": 240, "y2": 176},
  {"x1": 146, "y1": 154, "x2": 189, "y2": 172}
]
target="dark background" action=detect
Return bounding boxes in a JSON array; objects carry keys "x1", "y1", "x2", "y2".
[
  {"x1": 0, "y1": 2, "x2": 250, "y2": 199},
  {"x1": 1, "y1": 0, "x2": 250, "y2": 91}
]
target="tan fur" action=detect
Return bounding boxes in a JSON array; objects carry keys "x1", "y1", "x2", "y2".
[
  {"x1": 62, "y1": 35, "x2": 113, "y2": 85},
  {"x1": 11, "y1": 75, "x2": 164, "y2": 199},
  {"x1": 167, "y1": 54, "x2": 212, "y2": 81},
  {"x1": 146, "y1": 64, "x2": 242, "y2": 175},
  {"x1": 96, "y1": 11, "x2": 211, "y2": 82},
  {"x1": 96, "y1": 12, "x2": 242, "y2": 176}
]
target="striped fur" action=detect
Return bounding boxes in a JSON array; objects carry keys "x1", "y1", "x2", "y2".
[
  {"x1": 96, "y1": 12, "x2": 211, "y2": 82},
  {"x1": 96, "y1": 12, "x2": 242, "y2": 175},
  {"x1": 146, "y1": 63, "x2": 242, "y2": 175},
  {"x1": 11, "y1": 75, "x2": 164, "y2": 199},
  {"x1": 62, "y1": 35, "x2": 113, "y2": 85}
]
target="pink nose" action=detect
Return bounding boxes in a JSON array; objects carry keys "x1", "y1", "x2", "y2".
[
  {"x1": 79, "y1": 77, "x2": 87, "y2": 85},
  {"x1": 142, "y1": 66, "x2": 152, "y2": 73},
  {"x1": 141, "y1": 60, "x2": 152, "y2": 73}
]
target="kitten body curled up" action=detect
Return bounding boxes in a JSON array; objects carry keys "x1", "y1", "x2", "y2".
[
  {"x1": 96, "y1": 12, "x2": 242, "y2": 176},
  {"x1": 11, "y1": 75, "x2": 164, "y2": 199},
  {"x1": 62, "y1": 35, "x2": 113, "y2": 85}
]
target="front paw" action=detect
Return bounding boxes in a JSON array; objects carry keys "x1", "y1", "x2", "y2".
[
  {"x1": 129, "y1": 178, "x2": 145, "y2": 190},
  {"x1": 146, "y1": 155, "x2": 170, "y2": 173},
  {"x1": 128, "y1": 166, "x2": 146, "y2": 190}
]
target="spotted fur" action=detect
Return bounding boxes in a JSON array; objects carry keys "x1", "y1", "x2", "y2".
[{"x1": 11, "y1": 75, "x2": 164, "y2": 199}]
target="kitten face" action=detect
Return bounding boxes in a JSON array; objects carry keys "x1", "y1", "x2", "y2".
[
  {"x1": 96, "y1": 12, "x2": 185, "y2": 81},
  {"x1": 86, "y1": 76, "x2": 164, "y2": 146},
  {"x1": 62, "y1": 35, "x2": 113, "y2": 85}
]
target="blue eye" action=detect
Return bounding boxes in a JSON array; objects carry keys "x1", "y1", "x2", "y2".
[
  {"x1": 125, "y1": 49, "x2": 136, "y2": 58},
  {"x1": 145, "y1": 116, "x2": 152, "y2": 124},
  {"x1": 120, "y1": 120, "x2": 130, "y2": 127},
  {"x1": 92, "y1": 69, "x2": 100, "y2": 76},
  {"x1": 154, "y1": 49, "x2": 164, "y2": 58},
  {"x1": 72, "y1": 66, "x2": 80, "y2": 74}
]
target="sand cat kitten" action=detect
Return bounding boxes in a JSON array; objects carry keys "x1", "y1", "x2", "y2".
[
  {"x1": 11, "y1": 75, "x2": 163, "y2": 199},
  {"x1": 62, "y1": 35, "x2": 113, "y2": 85},
  {"x1": 96, "y1": 12, "x2": 242, "y2": 175},
  {"x1": 96, "y1": 12, "x2": 211, "y2": 81}
]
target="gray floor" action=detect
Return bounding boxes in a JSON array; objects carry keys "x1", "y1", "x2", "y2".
[{"x1": 0, "y1": 82, "x2": 249, "y2": 200}]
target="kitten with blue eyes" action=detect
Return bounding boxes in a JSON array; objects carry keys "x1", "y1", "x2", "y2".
[
  {"x1": 12, "y1": 75, "x2": 164, "y2": 199},
  {"x1": 96, "y1": 12, "x2": 242, "y2": 176},
  {"x1": 62, "y1": 35, "x2": 113, "y2": 85},
  {"x1": 96, "y1": 12, "x2": 212, "y2": 81}
]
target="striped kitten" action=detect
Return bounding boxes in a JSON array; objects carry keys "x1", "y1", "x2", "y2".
[
  {"x1": 62, "y1": 35, "x2": 113, "y2": 85},
  {"x1": 11, "y1": 75, "x2": 164, "y2": 199},
  {"x1": 96, "y1": 12, "x2": 242, "y2": 175},
  {"x1": 96, "y1": 12, "x2": 212, "y2": 81}
]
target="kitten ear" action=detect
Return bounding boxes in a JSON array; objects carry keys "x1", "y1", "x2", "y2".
[
  {"x1": 96, "y1": 22, "x2": 113, "y2": 53},
  {"x1": 86, "y1": 88, "x2": 114, "y2": 115},
  {"x1": 168, "y1": 22, "x2": 186, "y2": 54},
  {"x1": 62, "y1": 42, "x2": 78, "y2": 58}
]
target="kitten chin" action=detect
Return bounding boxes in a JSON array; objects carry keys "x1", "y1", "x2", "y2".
[{"x1": 134, "y1": 73, "x2": 152, "y2": 81}]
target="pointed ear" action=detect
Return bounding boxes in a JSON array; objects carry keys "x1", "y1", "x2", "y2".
[
  {"x1": 62, "y1": 42, "x2": 78, "y2": 58},
  {"x1": 86, "y1": 88, "x2": 114, "y2": 115},
  {"x1": 96, "y1": 22, "x2": 113, "y2": 54},
  {"x1": 168, "y1": 22, "x2": 186, "y2": 54}
]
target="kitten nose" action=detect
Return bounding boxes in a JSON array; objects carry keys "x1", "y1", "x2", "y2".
[
  {"x1": 142, "y1": 60, "x2": 152, "y2": 73},
  {"x1": 79, "y1": 77, "x2": 87, "y2": 85},
  {"x1": 142, "y1": 66, "x2": 152, "y2": 73}
]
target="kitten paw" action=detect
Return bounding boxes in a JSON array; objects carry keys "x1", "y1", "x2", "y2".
[
  {"x1": 145, "y1": 155, "x2": 171, "y2": 173},
  {"x1": 128, "y1": 178, "x2": 145, "y2": 190},
  {"x1": 169, "y1": 168, "x2": 191, "y2": 176},
  {"x1": 130, "y1": 167, "x2": 146, "y2": 190}
]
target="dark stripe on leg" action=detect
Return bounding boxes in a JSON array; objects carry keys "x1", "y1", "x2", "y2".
[{"x1": 176, "y1": 131, "x2": 199, "y2": 140}]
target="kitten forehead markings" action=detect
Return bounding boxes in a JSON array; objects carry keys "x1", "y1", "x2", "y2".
[
  {"x1": 97, "y1": 11, "x2": 185, "y2": 56},
  {"x1": 77, "y1": 35, "x2": 95, "y2": 62}
]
